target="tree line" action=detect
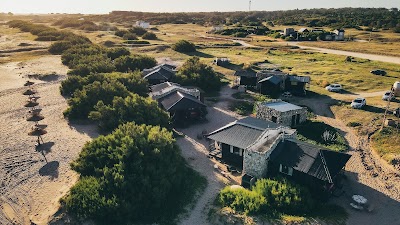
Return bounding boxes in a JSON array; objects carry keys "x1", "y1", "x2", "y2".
[{"x1": 94, "y1": 8, "x2": 400, "y2": 32}]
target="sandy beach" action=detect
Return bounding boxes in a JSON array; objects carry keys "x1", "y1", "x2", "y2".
[{"x1": 0, "y1": 55, "x2": 98, "y2": 225}]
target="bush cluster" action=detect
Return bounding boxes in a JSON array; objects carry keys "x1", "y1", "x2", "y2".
[
  {"x1": 115, "y1": 27, "x2": 157, "y2": 41},
  {"x1": 174, "y1": 57, "x2": 222, "y2": 92},
  {"x1": 53, "y1": 18, "x2": 99, "y2": 31},
  {"x1": 218, "y1": 177, "x2": 315, "y2": 215},
  {"x1": 64, "y1": 122, "x2": 206, "y2": 224},
  {"x1": 172, "y1": 40, "x2": 196, "y2": 53},
  {"x1": 7, "y1": 20, "x2": 91, "y2": 53},
  {"x1": 8, "y1": 20, "x2": 91, "y2": 54},
  {"x1": 89, "y1": 94, "x2": 170, "y2": 131}
]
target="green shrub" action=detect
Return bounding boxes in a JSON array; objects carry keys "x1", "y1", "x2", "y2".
[
  {"x1": 124, "y1": 40, "x2": 150, "y2": 44},
  {"x1": 347, "y1": 121, "x2": 362, "y2": 127},
  {"x1": 172, "y1": 40, "x2": 196, "y2": 53},
  {"x1": 174, "y1": 57, "x2": 221, "y2": 92},
  {"x1": 115, "y1": 29, "x2": 129, "y2": 37},
  {"x1": 114, "y1": 55, "x2": 156, "y2": 72},
  {"x1": 218, "y1": 187, "x2": 266, "y2": 214},
  {"x1": 61, "y1": 72, "x2": 148, "y2": 97},
  {"x1": 218, "y1": 178, "x2": 315, "y2": 216},
  {"x1": 66, "y1": 122, "x2": 206, "y2": 224},
  {"x1": 89, "y1": 94, "x2": 170, "y2": 131},
  {"x1": 142, "y1": 32, "x2": 157, "y2": 40},
  {"x1": 106, "y1": 47, "x2": 130, "y2": 60},
  {"x1": 64, "y1": 80, "x2": 130, "y2": 119},
  {"x1": 252, "y1": 178, "x2": 315, "y2": 215},
  {"x1": 123, "y1": 33, "x2": 138, "y2": 40},
  {"x1": 233, "y1": 32, "x2": 247, "y2": 38},
  {"x1": 129, "y1": 26, "x2": 147, "y2": 36}
]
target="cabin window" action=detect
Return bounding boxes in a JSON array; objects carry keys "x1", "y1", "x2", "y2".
[
  {"x1": 291, "y1": 81, "x2": 298, "y2": 85},
  {"x1": 279, "y1": 164, "x2": 293, "y2": 176},
  {"x1": 230, "y1": 146, "x2": 242, "y2": 156}
]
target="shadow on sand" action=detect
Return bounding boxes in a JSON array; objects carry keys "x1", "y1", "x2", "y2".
[
  {"x1": 68, "y1": 121, "x2": 100, "y2": 138},
  {"x1": 39, "y1": 161, "x2": 59, "y2": 179}
]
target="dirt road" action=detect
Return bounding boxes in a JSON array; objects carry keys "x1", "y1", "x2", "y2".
[
  {"x1": 289, "y1": 42, "x2": 400, "y2": 65},
  {"x1": 292, "y1": 96, "x2": 400, "y2": 225},
  {"x1": 177, "y1": 86, "x2": 242, "y2": 225}
]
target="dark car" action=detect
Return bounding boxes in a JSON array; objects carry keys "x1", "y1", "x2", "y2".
[{"x1": 370, "y1": 69, "x2": 387, "y2": 76}]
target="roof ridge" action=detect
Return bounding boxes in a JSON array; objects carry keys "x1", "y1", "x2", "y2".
[
  {"x1": 319, "y1": 150, "x2": 333, "y2": 183},
  {"x1": 165, "y1": 91, "x2": 185, "y2": 110}
]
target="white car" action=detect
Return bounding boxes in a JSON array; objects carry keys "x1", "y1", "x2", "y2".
[
  {"x1": 351, "y1": 97, "x2": 366, "y2": 109},
  {"x1": 382, "y1": 91, "x2": 394, "y2": 101},
  {"x1": 326, "y1": 84, "x2": 342, "y2": 92}
]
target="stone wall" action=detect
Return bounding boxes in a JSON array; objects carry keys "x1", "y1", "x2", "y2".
[
  {"x1": 243, "y1": 149, "x2": 269, "y2": 178},
  {"x1": 255, "y1": 100, "x2": 307, "y2": 127}
]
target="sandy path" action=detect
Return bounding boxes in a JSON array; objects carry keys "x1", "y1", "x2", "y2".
[
  {"x1": 177, "y1": 86, "x2": 242, "y2": 225},
  {"x1": 292, "y1": 96, "x2": 400, "y2": 225},
  {"x1": 285, "y1": 42, "x2": 400, "y2": 65},
  {"x1": 0, "y1": 56, "x2": 98, "y2": 225}
]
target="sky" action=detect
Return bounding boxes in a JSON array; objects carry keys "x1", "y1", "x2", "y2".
[{"x1": 0, "y1": 0, "x2": 398, "y2": 14}]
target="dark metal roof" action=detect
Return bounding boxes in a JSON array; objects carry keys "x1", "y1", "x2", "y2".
[
  {"x1": 258, "y1": 75, "x2": 283, "y2": 85},
  {"x1": 270, "y1": 139, "x2": 351, "y2": 182},
  {"x1": 234, "y1": 70, "x2": 257, "y2": 77},
  {"x1": 288, "y1": 75, "x2": 311, "y2": 83},
  {"x1": 150, "y1": 82, "x2": 179, "y2": 93},
  {"x1": 159, "y1": 91, "x2": 205, "y2": 111},
  {"x1": 208, "y1": 124, "x2": 265, "y2": 149},
  {"x1": 207, "y1": 117, "x2": 279, "y2": 149},
  {"x1": 143, "y1": 66, "x2": 176, "y2": 80}
]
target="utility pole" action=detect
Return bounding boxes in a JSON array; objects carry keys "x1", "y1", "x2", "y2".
[{"x1": 249, "y1": 0, "x2": 252, "y2": 11}]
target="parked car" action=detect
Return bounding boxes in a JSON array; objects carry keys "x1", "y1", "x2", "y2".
[
  {"x1": 326, "y1": 84, "x2": 343, "y2": 92},
  {"x1": 370, "y1": 69, "x2": 387, "y2": 76},
  {"x1": 382, "y1": 91, "x2": 395, "y2": 101},
  {"x1": 394, "y1": 108, "x2": 400, "y2": 118},
  {"x1": 351, "y1": 97, "x2": 366, "y2": 109}
]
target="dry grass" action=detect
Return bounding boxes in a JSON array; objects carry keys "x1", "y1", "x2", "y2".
[{"x1": 300, "y1": 41, "x2": 400, "y2": 57}]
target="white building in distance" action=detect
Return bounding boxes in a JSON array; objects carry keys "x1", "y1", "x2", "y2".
[{"x1": 136, "y1": 21, "x2": 150, "y2": 29}]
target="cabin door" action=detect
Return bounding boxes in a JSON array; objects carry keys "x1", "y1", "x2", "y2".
[
  {"x1": 291, "y1": 115, "x2": 296, "y2": 127},
  {"x1": 296, "y1": 114, "x2": 301, "y2": 125}
]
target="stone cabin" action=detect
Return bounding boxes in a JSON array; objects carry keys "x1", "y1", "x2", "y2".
[
  {"x1": 255, "y1": 100, "x2": 307, "y2": 128},
  {"x1": 207, "y1": 116, "x2": 351, "y2": 193}
]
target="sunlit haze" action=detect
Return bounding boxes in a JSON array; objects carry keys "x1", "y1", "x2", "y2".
[{"x1": 1, "y1": 0, "x2": 398, "y2": 14}]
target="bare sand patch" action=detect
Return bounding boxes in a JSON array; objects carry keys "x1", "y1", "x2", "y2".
[{"x1": 0, "y1": 54, "x2": 98, "y2": 225}]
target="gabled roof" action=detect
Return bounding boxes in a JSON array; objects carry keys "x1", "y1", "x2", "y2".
[
  {"x1": 298, "y1": 28, "x2": 309, "y2": 33},
  {"x1": 159, "y1": 91, "x2": 205, "y2": 111},
  {"x1": 261, "y1": 101, "x2": 303, "y2": 112},
  {"x1": 150, "y1": 82, "x2": 180, "y2": 93},
  {"x1": 270, "y1": 139, "x2": 351, "y2": 182},
  {"x1": 258, "y1": 75, "x2": 283, "y2": 85},
  {"x1": 143, "y1": 66, "x2": 176, "y2": 80},
  {"x1": 207, "y1": 117, "x2": 279, "y2": 149}
]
